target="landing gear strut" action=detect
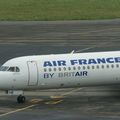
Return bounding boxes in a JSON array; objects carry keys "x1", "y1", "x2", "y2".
[{"x1": 17, "y1": 95, "x2": 26, "y2": 103}]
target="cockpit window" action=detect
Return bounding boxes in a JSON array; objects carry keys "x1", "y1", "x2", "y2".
[
  {"x1": 8, "y1": 67, "x2": 16, "y2": 72},
  {"x1": 8, "y1": 67, "x2": 20, "y2": 72},
  {"x1": 0, "y1": 66, "x2": 9, "y2": 71},
  {"x1": 0, "y1": 66, "x2": 20, "y2": 72},
  {"x1": 16, "y1": 67, "x2": 20, "y2": 72}
]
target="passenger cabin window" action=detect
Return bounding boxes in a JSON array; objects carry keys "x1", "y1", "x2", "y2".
[
  {"x1": 96, "y1": 65, "x2": 99, "y2": 69},
  {"x1": 83, "y1": 66, "x2": 86, "y2": 70},
  {"x1": 78, "y1": 66, "x2": 81, "y2": 70},
  {"x1": 48, "y1": 68, "x2": 52, "y2": 72},
  {"x1": 58, "y1": 67, "x2": 61, "y2": 71},
  {"x1": 44, "y1": 68, "x2": 47, "y2": 72},
  {"x1": 87, "y1": 66, "x2": 90, "y2": 69},
  {"x1": 54, "y1": 68, "x2": 57, "y2": 71},
  {"x1": 106, "y1": 65, "x2": 109, "y2": 68},
  {"x1": 92, "y1": 66, "x2": 95, "y2": 69},
  {"x1": 68, "y1": 67, "x2": 71, "y2": 70},
  {"x1": 111, "y1": 64, "x2": 114, "y2": 68},
  {"x1": 101, "y1": 65, "x2": 104, "y2": 69},
  {"x1": 116, "y1": 64, "x2": 119, "y2": 68},
  {"x1": 63, "y1": 67, "x2": 66, "y2": 71},
  {"x1": 73, "y1": 66, "x2": 76, "y2": 70}
]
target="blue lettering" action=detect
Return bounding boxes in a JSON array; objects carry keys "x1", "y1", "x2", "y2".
[
  {"x1": 75, "y1": 72, "x2": 80, "y2": 76},
  {"x1": 58, "y1": 60, "x2": 66, "y2": 66},
  {"x1": 83, "y1": 71, "x2": 88, "y2": 76},
  {"x1": 79, "y1": 59, "x2": 87, "y2": 65},
  {"x1": 106, "y1": 58, "x2": 114, "y2": 63},
  {"x1": 71, "y1": 60, "x2": 78, "y2": 65},
  {"x1": 44, "y1": 73, "x2": 49, "y2": 78},
  {"x1": 44, "y1": 73, "x2": 54, "y2": 78},
  {"x1": 43, "y1": 57, "x2": 120, "y2": 67},
  {"x1": 44, "y1": 61, "x2": 52, "y2": 67},
  {"x1": 97, "y1": 58, "x2": 106, "y2": 64},
  {"x1": 44, "y1": 60, "x2": 66, "y2": 67},
  {"x1": 53, "y1": 61, "x2": 57, "y2": 66},
  {"x1": 50, "y1": 73, "x2": 54, "y2": 78},
  {"x1": 115, "y1": 57, "x2": 120, "y2": 63},
  {"x1": 88, "y1": 59, "x2": 97, "y2": 64}
]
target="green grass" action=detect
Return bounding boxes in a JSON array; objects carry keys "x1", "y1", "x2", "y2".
[{"x1": 0, "y1": 0, "x2": 120, "y2": 20}]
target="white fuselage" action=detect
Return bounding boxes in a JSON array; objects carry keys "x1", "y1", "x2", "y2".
[{"x1": 0, "y1": 51, "x2": 120, "y2": 90}]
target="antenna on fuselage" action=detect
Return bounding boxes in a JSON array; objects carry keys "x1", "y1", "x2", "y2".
[{"x1": 71, "y1": 50, "x2": 75, "y2": 54}]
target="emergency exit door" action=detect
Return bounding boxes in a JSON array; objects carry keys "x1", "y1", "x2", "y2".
[{"x1": 27, "y1": 61, "x2": 38, "y2": 86}]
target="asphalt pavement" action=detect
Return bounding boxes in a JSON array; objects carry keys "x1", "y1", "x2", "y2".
[{"x1": 0, "y1": 20, "x2": 120, "y2": 120}]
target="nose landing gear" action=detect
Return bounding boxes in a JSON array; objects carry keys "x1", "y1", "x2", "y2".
[
  {"x1": 6, "y1": 90, "x2": 26, "y2": 103},
  {"x1": 17, "y1": 95, "x2": 26, "y2": 103}
]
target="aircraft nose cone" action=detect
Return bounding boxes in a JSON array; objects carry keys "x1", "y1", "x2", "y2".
[{"x1": 0, "y1": 72, "x2": 13, "y2": 90}]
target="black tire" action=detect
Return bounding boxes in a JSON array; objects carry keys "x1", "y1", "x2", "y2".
[
  {"x1": 17, "y1": 95, "x2": 26, "y2": 103},
  {"x1": 17, "y1": 95, "x2": 21, "y2": 103},
  {"x1": 21, "y1": 96, "x2": 26, "y2": 103}
]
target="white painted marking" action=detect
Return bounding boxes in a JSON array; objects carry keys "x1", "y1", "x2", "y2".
[
  {"x1": 71, "y1": 27, "x2": 120, "y2": 35},
  {"x1": 0, "y1": 104, "x2": 37, "y2": 117}
]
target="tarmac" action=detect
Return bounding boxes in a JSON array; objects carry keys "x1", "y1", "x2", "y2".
[{"x1": 0, "y1": 19, "x2": 120, "y2": 119}]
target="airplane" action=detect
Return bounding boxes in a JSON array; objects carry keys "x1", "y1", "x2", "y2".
[{"x1": 0, "y1": 51, "x2": 120, "y2": 103}]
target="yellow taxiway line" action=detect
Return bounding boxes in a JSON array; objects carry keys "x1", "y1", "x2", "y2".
[
  {"x1": 45, "y1": 100, "x2": 63, "y2": 105},
  {"x1": 0, "y1": 98, "x2": 62, "y2": 117},
  {"x1": 51, "y1": 88, "x2": 82, "y2": 99},
  {"x1": 30, "y1": 99, "x2": 43, "y2": 103},
  {"x1": 0, "y1": 88, "x2": 82, "y2": 117}
]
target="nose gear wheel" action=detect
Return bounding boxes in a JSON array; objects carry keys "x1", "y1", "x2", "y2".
[{"x1": 17, "y1": 95, "x2": 26, "y2": 103}]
